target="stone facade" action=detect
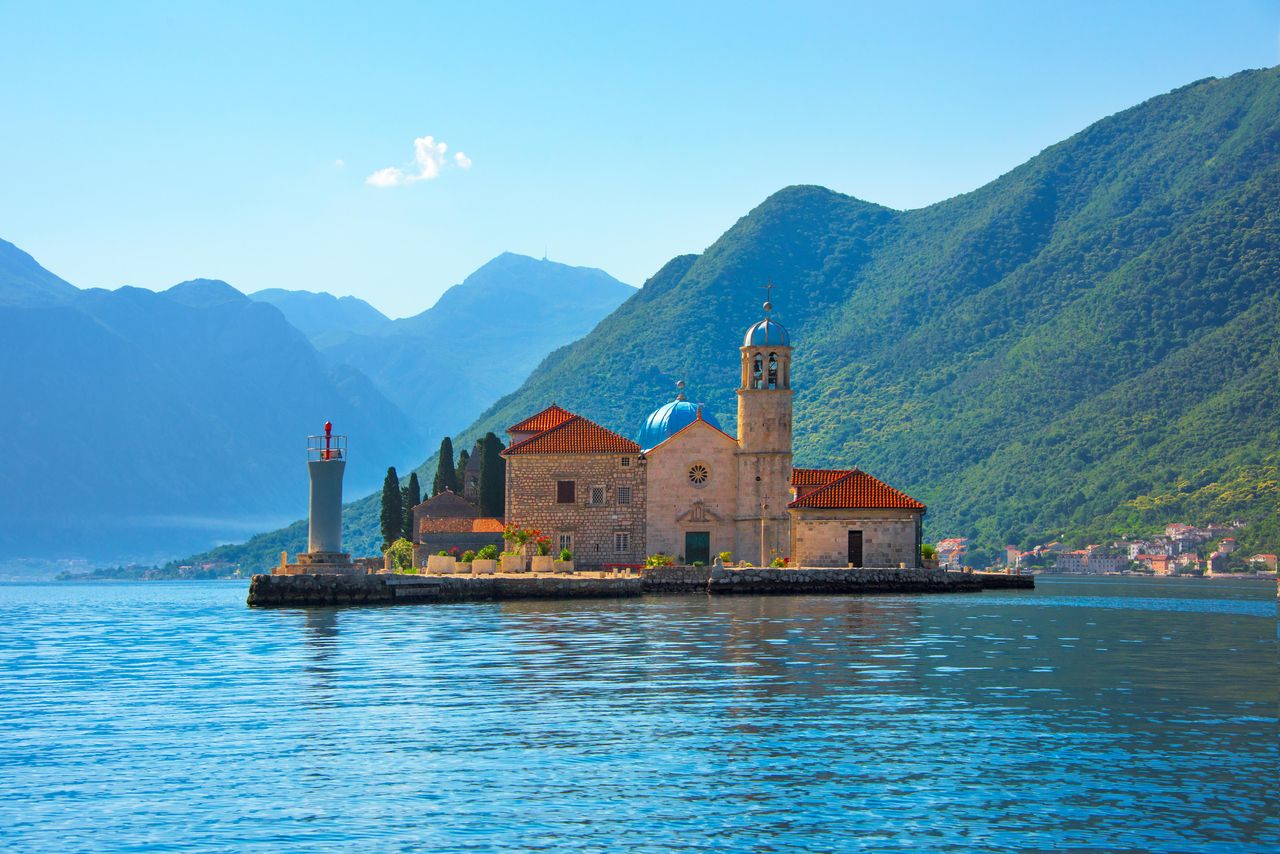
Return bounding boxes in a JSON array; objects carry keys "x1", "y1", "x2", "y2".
[
  {"x1": 734, "y1": 342, "x2": 793, "y2": 565},
  {"x1": 644, "y1": 419, "x2": 739, "y2": 562},
  {"x1": 504, "y1": 451, "x2": 647, "y2": 567},
  {"x1": 789, "y1": 508, "x2": 923, "y2": 568}
]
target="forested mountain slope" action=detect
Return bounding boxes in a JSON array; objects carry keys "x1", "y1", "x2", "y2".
[{"x1": 200, "y1": 67, "x2": 1279, "y2": 568}]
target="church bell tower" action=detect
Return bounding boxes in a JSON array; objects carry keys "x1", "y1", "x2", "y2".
[{"x1": 735, "y1": 292, "x2": 793, "y2": 565}]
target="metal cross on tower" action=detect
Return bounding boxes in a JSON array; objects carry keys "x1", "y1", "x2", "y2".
[{"x1": 761, "y1": 282, "x2": 774, "y2": 312}]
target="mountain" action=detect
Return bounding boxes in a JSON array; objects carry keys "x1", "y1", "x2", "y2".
[
  {"x1": 0, "y1": 264, "x2": 426, "y2": 562},
  {"x1": 189, "y1": 67, "x2": 1280, "y2": 571},
  {"x1": 304, "y1": 253, "x2": 636, "y2": 440},
  {"x1": 250, "y1": 288, "x2": 391, "y2": 338},
  {"x1": 0, "y1": 238, "x2": 78, "y2": 305}
]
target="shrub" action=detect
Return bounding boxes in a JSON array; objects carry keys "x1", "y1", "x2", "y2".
[
  {"x1": 534, "y1": 535, "x2": 552, "y2": 556},
  {"x1": 436, "y1": 550, "x2": 449, "y2": 557},
  {"x1": 476, "y1": 545, "x2": 500, "y2": 560},
  {"x1": 692, "y1": 560, "x2": 705, "y2": 567},
  {"x1": 770, "y1": 557, "x2": 787, "y2": 568},
  {"x1": 646, "y1": 553, "x2": 675, "y2": 567},
  {"x1": 559, "y1": 548, "x2": 573, "y2": 562},
  {"x1": 718, "y1": 551, "x2": 732, "y2": 564},
  {"x1": 460, "y1": 550, "x2": 476, "y2": 563},
  {"x1": 385, "y1": 538, "x2": 414, "y2": 572}
]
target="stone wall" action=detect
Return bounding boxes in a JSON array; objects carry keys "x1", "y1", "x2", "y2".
[
  {"x1": 708, "y1": 566, "x2": 983, "y2": 594},
  {"x1": 638, "y1": 565, "x2": 713, "y2": 592},
  {"x1": 789, "y1": 508, "x2": 922, "y2": 568},
  {"x1": 504, "y1": 452, "x2": 646, "y2": 566}
]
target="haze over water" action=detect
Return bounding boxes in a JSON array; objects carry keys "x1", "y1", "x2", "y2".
[{"x1": 1, "y1": 577, "x2": 1274, "y2": 850}]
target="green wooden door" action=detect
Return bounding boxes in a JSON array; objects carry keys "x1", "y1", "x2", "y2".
[{"x1": 684, "y1": 531, "x2": 710, "y2": 565}]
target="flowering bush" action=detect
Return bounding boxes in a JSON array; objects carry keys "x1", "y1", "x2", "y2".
[
  {"x1": 645, "y1": 553, "x2": 675, "y2": 567},
  {"x1": 460, "y1": 550, "x2": 476, "y2": 563},
  {"x1": 534, "y1": 535, "x2": 552, "y2": 556},
  {"x1": 770, "y1": 557, "x2": 787, "y2": 568},
  {"x1": 718, "y1": 551, "x2": 733, "y2": 564}
]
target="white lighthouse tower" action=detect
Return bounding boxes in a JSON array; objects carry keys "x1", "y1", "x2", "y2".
[{"x1": 275, "y1": 422, "x2": 362, "y2": 575}]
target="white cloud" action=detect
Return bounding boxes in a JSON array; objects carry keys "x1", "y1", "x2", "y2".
[
  {"x1": 333, "y1": 158, "x2": 345, "y2": 167},
  {"x1": 366, "y1": 135, "x2": 471, "y2": 187}
]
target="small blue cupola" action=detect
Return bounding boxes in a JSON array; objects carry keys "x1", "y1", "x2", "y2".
[{"x1": 637, "y1": 381, "x2": 724, "y2": 452}]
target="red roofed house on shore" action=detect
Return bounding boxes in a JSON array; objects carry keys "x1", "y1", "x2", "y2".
[
  {"x1": 502, "y1": 408, "x2": 647, "y2": 566},
  {"x1": 498, "y1": 294, "x2": 930, "y2": 569},
  {"x1": 787, "y1": 468, "x2": 926, "y2": 567},
  {"x1": 411, "y1": 490, "x2": 505, "y2": 566}
]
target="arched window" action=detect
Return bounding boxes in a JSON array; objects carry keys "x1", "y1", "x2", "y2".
[
  {"x1": 767, "y1": 353, "x2": 779, "y2": 389},
  {"x1": 752, "y1": 353, "x2": 763, "y2": 389}
]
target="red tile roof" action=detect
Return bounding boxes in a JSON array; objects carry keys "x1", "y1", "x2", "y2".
[
  {"x1": 791, "y1": 468, "x2": 850, "y2": 487},
  {"x1": 503, "y1": 414, "x2": 640, "y2": 455},
  {"x1": 788, "y1": 468, "x2": 925, "y2": 511},
  {"x1": 419, "y1": 516, "x2": 506, "y2": 535},
  {"x1": 507, "y1": 404, "x2": 575, "y2": 434}
]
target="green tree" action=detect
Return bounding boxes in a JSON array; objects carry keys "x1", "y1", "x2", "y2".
[
  {"x1": 433, "y1": 437, "x2": 458, "y2": 496},
  {"x1": 478, "y1": 432, "x2": 506, "y2": 518},
  {"x1": 380, "y1": 466, "x2": 402, "y2": 550},
  {"x1": 401, "y1": 471, "x2": 420, "y2": 542},
  {"x1": 456, "y1": 448, "x2": 470, "y2": 491}
]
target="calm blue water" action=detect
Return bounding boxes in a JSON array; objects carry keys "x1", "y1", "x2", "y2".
[{"x1": 0, "y1": 576, "x2": 1274, "y2": 851}]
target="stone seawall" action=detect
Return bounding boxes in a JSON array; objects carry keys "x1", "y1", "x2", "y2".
[
  {"x1": 247, "y1": 567, "x2": 1032, "y2": 607},
  {"x1": 708, "y1": 566, "x2": 986, "y2": 595}
]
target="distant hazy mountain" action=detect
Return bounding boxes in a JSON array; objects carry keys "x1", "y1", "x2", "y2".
[
  {"x1": 0, "y1": 238, "x2": 78, "y2": 305},
  {"x1": 250, "y1": 288, "x2": 391, "y2": 338},
  {"x1": 305, "y1": 253, "x2": 636, "y2": 440},
  {"x1": 0, "y1": 255, "x2": 425, "y2": 562},
  {"x1": 191, "y1": 67, "x2": 1279, "y2": 571}
]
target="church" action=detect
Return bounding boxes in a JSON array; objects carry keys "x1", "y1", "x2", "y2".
[{"x1": 500, "y1": 297, "x2": 926, "y2": 568}]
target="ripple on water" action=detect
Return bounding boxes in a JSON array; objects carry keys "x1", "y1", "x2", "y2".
[{"x1": 0, "y1": 576, "x2": 1275, "y2": 851}]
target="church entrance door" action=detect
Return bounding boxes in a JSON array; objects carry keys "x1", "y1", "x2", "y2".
[
  {"x1": 847, "y1": 530, "x2": 863, "y2": 568},
  {"x1": 684, "y1": 531, "x2": 710, "y2": 566}
]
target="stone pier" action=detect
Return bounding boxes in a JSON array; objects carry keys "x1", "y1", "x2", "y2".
[{"x1": 247, "y1": 566, "x2": 1032, "y2": 607}]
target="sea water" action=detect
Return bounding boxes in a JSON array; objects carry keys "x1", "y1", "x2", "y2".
[{"x1": 0, "y1": 576, "x2": 1274, "y2": 851}]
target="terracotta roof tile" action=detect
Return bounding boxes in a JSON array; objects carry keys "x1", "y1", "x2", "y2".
[
  {"x1": 507, "y1": 404, "x2": 576, "y2": 434},
  {"x1": 503, "y1": 414, "x2": 640, "y2": 455},
  {"x1": 791, "y1": 468, "x2": 851, "y2": 487},
  {"x1": 471, "y1": 518, "x2": 505, "y2": 533},
  {"x1": 788, "y1": 468, "x2": 925, "y2": 511}
]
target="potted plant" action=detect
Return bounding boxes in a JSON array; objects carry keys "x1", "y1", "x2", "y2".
[
  {"x1": 500, "y1": 549, "x2": 525, "y2": 573},
  {"x1": 427, "y1": 549, "x2": 457, "y2": 574},
  {"x1": 472, "y1": 544, "x2": 499, "y2": 575},
  {"x1": 645, "y1": 553, "x2": 675, "y2": 567},
  {"x1": 770, "y1": 557, "x2": 787, "y2": 568},
  {"x1": 553, "y1": 547, "x2": 574, "y2": 573},
  {"x1": 921, "y1": 543, "x2": 940, "y2": 569},
  {"x1": 530, "y1": 534, "x2": 555, "y2": 572}
]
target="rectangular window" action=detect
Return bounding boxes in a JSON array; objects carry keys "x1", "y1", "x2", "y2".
[
  {"x1": 614, "y1": 532, "x2": 630, "y2": 554},
  {"x1": 617, "y1": 485, "x2": 632, "y2": 505},
  {"x1": 590, "y1": 485, "x2": 606, "y2": 506},
  {"x1": 556, "y1": 480, "x2": 575, "y2": 504},
  {"x1": 620, "y1": 457, "x2": 631, "y2": 468},
  {"x1": 557, "y1": 534, "x2": 573, "y2": 553}
]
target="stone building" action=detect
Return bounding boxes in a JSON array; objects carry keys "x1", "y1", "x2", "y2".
[
  {"x1": 501, "y1": 296, "x2": 927, "y2": 569},
  {"x1": 787, "y1": 468, "x2": 925, "y2": 567},
  {"x1": 502, "y1": 409, "x2": 647, "y2": 568},
  {"x1": 411, "y1": 490, "x2": 503, "y2": 567}
]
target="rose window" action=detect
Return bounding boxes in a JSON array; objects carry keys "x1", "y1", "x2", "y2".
[{"x1": 688, "y1": 464, "x2": 709, "y2": 485}]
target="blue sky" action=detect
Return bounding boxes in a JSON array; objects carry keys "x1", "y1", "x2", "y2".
[{"x1": 1, "y1": 1, "x2": 1276, "y2": 317}]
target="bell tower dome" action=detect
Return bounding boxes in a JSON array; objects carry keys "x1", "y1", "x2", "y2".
[{"x1": 735, "y1": 291, "x2": 794, "y2": 565}]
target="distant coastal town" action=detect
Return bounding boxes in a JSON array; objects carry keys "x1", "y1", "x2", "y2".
[{"x1": 933, "y1": 522, "x2": 1277, "y2": 577}]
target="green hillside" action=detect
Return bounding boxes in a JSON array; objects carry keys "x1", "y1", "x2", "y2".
[{"x1": 194, "y1": 67, "x2": 1280, "y2": 571}]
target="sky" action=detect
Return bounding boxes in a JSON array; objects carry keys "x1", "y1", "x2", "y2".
[{"x1": 1, "y1": 1, "x2": 1276, "y2": 318}]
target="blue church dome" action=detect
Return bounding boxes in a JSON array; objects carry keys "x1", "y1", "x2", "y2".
[
  {"x1": 743, "y1": 318, "x2": 790, "y2": 347},
  {"x1": 638, "y1": 384, "x2": 724, "y2": 451}
]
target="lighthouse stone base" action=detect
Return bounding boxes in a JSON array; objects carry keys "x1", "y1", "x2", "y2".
[{"x1": 274, "y1": 550, "x2": 369, "y2": 577}]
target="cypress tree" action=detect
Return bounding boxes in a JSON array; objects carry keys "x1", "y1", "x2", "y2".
[
  {"x1": 432, "y1": 437, "x2": 457, "y2": 496},
  {"x1": 456, "y1": 448, "x2": 470, "y2": 490},
  {"x1": 380, "y1": 466, "x2": 402, "y2": 550},
  {"x1": 401, "y1": 471, "x2": 420, "y2": 541},
  {"x1": 478, "y1": 432, "x2": 506, "y2": 518}
]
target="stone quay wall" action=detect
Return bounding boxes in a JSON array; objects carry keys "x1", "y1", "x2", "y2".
[
  {"x1": 248, "y1": 566, "x2": 1032, "y2": 607},
  {"x1": 707, "y1": 566, "x2": 1021, "y2": 595}
]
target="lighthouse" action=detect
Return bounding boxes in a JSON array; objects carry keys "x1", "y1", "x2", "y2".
[
  {"x1": 308, "y1": 421, "x2": 346, "y2": 554},
  {"x1": 274, "y1": 423, "x2": 363, "y2": 575}
]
